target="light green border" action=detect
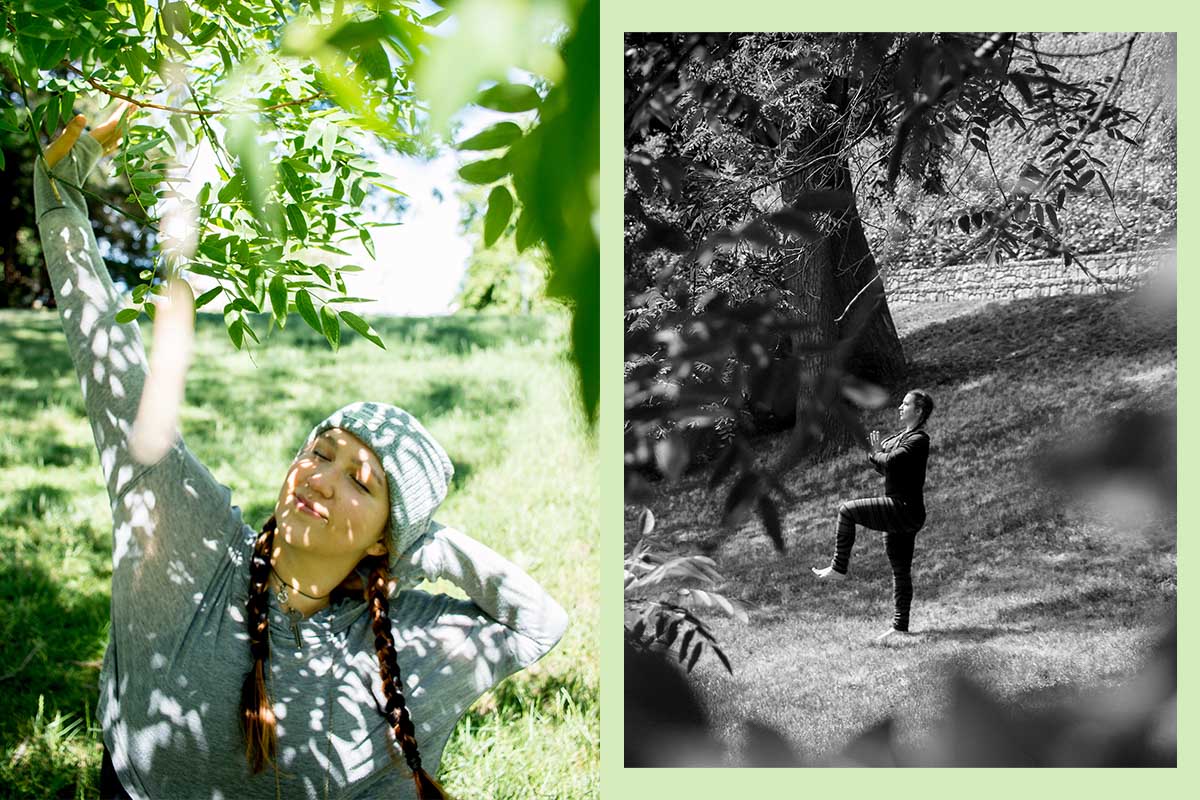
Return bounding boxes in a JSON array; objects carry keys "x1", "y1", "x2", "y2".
[{"x1": 602, "y1": 5, "x2": 1189, "y2": 796}]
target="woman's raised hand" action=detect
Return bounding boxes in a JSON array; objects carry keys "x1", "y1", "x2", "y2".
[
  {"x1": 868, "y1": 430, "x2": 882, "y2": 452},
  {"x1": 43, "y1": 102, "x2": 135, "y2": 169}
]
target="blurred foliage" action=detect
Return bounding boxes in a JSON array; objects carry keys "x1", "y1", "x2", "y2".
[
  {"x1": 1, "y1": 0, "x2": 597, "y2": 422},
  {"x1": 626, "y1": 625, "x2": 1175, "y2": 767},
  {"x1": 453, "y1": 183, "x2": 548, "y2": 313},
  {"x1": 624, "y1": 508, "x2": 744, "y2": 675}
]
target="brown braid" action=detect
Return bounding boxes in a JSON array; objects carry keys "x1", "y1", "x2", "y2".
[
  {"x1": 239, "y1": 518, "x2": 447, "y2": 796},
  {"x1": 241, "y1": 516, "x2": 278, "y2": 773},
  {"x1": 366, "y1": 558, "x2": 448, "y2": 800}
]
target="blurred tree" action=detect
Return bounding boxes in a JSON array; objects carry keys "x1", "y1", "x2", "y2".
[
  {"x1": 1, "y1": 78, "x2": 151, "y2": 306},
  {"x1": 453, "y1": 184, "x2": 546, "y2": 313}
]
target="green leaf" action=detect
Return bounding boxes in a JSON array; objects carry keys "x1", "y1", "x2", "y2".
[
  {"x1": 338, "y1": 310, "x2": 385, "y2": 349},
  {"x1": 476, "y1": 83, "x2": 541, "y2": 113},
  {"x1": 228, "y1": 319, "x2": 244, "y2": 349},
  {"x1": 225, "y1": 298, "x2": 259, "y2": 315},
  {"x1": 295, "y1": 289, "x2": 323, "y2": 334},
  {"x1": 514, "y1": 210, "x2": 538, "y2": 252},
  {"x1": 286, "y1": 204, "x2": 308, "y2": 241},
  {"x1": 193, "y1": 286, "x2": 222, "y2": 309},
  {"x1": 458, "y1": 158, "x2": 510, "y2": 185},
  {"x1": 117, "y1": 48, "x2": 145, "y2": 86},
  {"x1": 115, "y1": 308, "x2": 140, "y2": 324},
  {"x1": 268, "y1": 275, "x2": 288, "y2": 326},
  {"x1": 226, "y1": 113, "x2": 281, "y2": 236},
  {"x1": 279, "y1": 162, "x2": 305, "y2": 203},
  {"x1": 483, "y1": 185, "x2": 514, "y2": 246},
  {"x1": 322, "y1": 122, "x2": 338, "y2": 163},
  {"x1": 303, "y1": 119, "x2": 323, "y2": 152},
  {"x1": 319, "y1": 304, "x2": 340, "y2": 351},
  {"x1": 456, "y1": 121, "x2": 522, "y2": 151},
  {"x1": 39, "y1": 37, "x2": 69, "y2": 70},
  {"x1": 359, "y1": 228, "x2": 375, "y2": 259},
  {"x1": 359, "y1": 41, "x2": 392, "y2": 82}
]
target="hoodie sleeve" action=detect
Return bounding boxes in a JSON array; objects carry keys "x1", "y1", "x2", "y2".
[
  {"x1": 34, "y1": 139, "x2": 245, "y2": 621},
  {"x1": 34, "y1": 135, "x2": 153, "y2": 504},
  {"x1": 400, "y1": 522, "x2": 569, "y2": 672}
]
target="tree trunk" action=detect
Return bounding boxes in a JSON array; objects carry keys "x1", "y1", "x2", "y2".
[
  {"x1": 828, "y1": 163, "x2": 907, "y2": 389},
  {"x1": 778, "y1": 128, "x2": 907, "y2": 458}
]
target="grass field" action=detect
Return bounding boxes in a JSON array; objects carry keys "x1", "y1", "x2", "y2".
[
  {"x1": 0, "y1": 309, "x2": 597, "y2": 799},
  {"x1": 627, "y1": 289, "x2": 1176, "y2": 763}
]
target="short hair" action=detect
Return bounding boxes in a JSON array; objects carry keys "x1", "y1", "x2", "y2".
[{"x1": 909, "y1": 389, "x2": 935, "y2": 427}]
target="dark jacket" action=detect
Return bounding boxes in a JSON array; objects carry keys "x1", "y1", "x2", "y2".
[{"x1": 868, "y1": 429, "x2": 930, "y2": 511}]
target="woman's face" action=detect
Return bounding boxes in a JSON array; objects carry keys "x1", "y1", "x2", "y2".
[
  {"x1": 273, "y1": 427, "x2": 390, "y2": 560},
  {"x1": 898, "y1": 393, "x2": 921, "y2": 427}
]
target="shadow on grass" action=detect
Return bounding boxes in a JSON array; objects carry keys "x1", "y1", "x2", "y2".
[
  {"x1": 0, "y1": 313, "x2": 82, "y2": 421},
  {"x1": 0, "y1": 557, "x2": 109, "y2": 742},
  {"x1": 916, "y1": 624, "x2": 1027, "y2": 644},
  {"x1": 904, "y1": 292, "x2": 1174, "y2": 391},
  {"x1": 996, "y1": 584, "x2": 1171, "y2": 628},
  {"x1": 0, "y1": 484, "x2": 72, "y2": 526}
]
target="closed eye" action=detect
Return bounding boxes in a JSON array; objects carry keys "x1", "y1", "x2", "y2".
[{"x1": 314, "y1": 445, "x2": 370, "y2": 492}]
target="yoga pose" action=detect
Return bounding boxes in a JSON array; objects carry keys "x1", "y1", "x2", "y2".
[
  {"x1": 811, "y1": 390, "x2": 934, "y2": 644},
  {"x1": 35, "y1": 110, "x2": 567, "y2": 799}
]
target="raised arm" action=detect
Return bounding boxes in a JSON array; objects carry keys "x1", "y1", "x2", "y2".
[
  {"x1": 33, "y1": 110, "x2": 153, "y2": 505},
  {"x1": 401, "y1": 522, "x2": 569, "y2": 669},
  {"x1": 35, "y1": 112, "x2": 247, "y2": 625}
]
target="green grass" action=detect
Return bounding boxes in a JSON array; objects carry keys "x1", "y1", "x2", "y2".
[
  {"x1": 628, "y1": 291, "x2": 1176, "y2": 762},
  {"x1": 0, "y1": 309, "x2": 597, "y2": 799}
]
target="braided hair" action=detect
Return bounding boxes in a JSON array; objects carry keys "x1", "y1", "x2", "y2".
[
  {"x1": 240, "y1": 515, "x2": 277, "y2": 774},
  {"x1": 239, "y1": 516, "x2": 447, "y2": 799},
  {"x1": 366, "y1": 557, "x2": 447, "y2": 799}
]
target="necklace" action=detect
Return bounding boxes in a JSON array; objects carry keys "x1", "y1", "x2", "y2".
[
  {"x1": 270, "y1": 569, "x2": 331, "y2": 649},
  {"x1": 271, "y1": 566, "x2": 330, "y2": 602}
]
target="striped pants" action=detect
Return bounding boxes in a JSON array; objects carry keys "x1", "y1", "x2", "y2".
[{"x1": 830, "y1": 496, "x2": 925, "y2": 632}]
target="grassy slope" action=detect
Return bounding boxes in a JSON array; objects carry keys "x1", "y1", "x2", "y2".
[
  {"x1": 629, "y1": 290, "x2": 1175, "y2": 762},
  {"x1": 0, "y1": 310, "x2": 597, "y2": 799}
]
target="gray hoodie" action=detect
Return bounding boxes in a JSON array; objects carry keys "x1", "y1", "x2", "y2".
[{"x1": 34, "y1": 134, "x2": 568, "y2": 800}]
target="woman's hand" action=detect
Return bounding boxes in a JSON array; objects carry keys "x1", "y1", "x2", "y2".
[
  {"x1": 43, "y1": 102, "x2": 135, "y2": 169},
  {"x1": 868, "y1": 430, "x2": 883, "y2": 453}
]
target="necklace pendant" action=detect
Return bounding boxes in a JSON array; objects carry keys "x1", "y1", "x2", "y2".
[
  {"x1": 275, "y1": 584, "x2": 289, "y2": 605},
  {"x1": 284, "y1": 607, "x2": 305, "y2": 649}
]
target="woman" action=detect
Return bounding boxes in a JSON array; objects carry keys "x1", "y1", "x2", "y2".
[
  {"x1": 811, "y1": 390, "x2": 934, "y2": 644},
  {"x1": 36, "y1": 110, "x2": 568, "y2": 799}
]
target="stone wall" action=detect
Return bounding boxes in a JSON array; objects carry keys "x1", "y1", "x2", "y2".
[{"x1": 883, "y1": 249, "x2": 1172, "y2": 305}]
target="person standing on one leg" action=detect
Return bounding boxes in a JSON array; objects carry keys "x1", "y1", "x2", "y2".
[{"x1": 811, "y1": 390, "x2": 935, "y2": 644}]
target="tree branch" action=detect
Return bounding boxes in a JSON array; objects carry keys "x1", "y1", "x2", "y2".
[{"x1": 61, "y1": 62, "x2": 325, "y2": 116}]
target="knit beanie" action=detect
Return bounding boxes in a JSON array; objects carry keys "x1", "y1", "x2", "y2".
[{"x1": 296, "y1": 402, "x2": 454, "y2": 569}]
